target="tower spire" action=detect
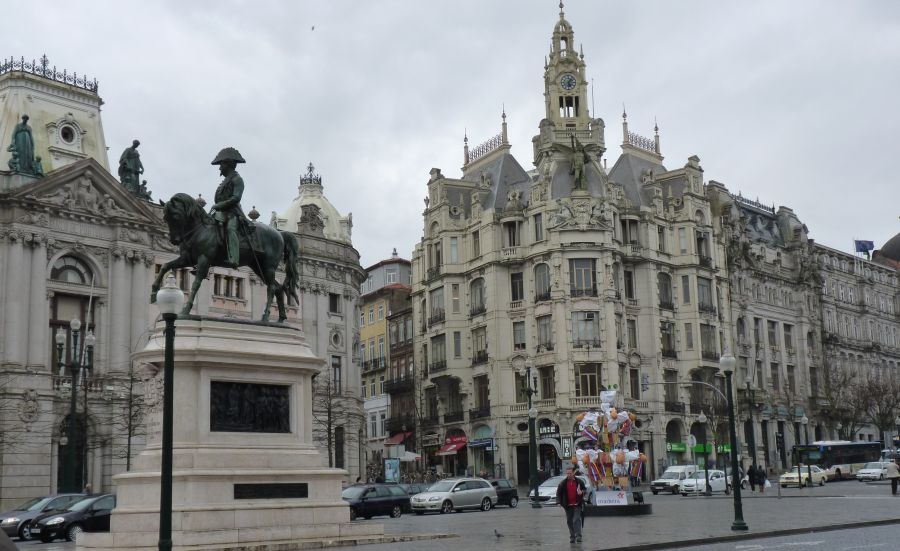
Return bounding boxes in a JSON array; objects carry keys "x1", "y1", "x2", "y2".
[
  {"x1": 501, "y1": 105, "x2": 508, "y2": 145},
  {"x1": 463, "y1": 130, "x2": 470, "y2": 165},
  {"x1": 654, "y1": 117, "x2": 660, "y2": 154},
  {"x1": 559, "y1": 1, "x2": 565, "y2": 18},
  {"x1": 622, "y1": 105, "x2": 629, "y2": 144}
]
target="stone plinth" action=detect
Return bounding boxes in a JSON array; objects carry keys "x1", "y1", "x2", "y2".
[{"x1": 77, "y1": 318, "x2": 381, "y2": 551}]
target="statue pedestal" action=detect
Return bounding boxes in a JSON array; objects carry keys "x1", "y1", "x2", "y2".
[{"x1": 77, "y1": 318, "x2": 381, "y2": 551}]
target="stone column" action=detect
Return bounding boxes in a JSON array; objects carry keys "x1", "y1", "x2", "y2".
[
  {"x1": 130, "y1": 256, "x2": 148, "y2": 347},
  {"x1": 108, "y1": 252, "x2": 131, "y2": 374},
  {"x1": 50, "y1": 440, "x2": 59, "y2": 492},
  {"x1": 27, "y1": 237, "x2": 48, "y2": 369},
  {"x1": 3, "y1": 233, "x2": 27, "y2": 366}
]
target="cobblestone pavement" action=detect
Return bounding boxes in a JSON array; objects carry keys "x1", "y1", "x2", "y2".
[
  {"x1": 14, "y1": 481, "x2": 898, "y2": 550},
  {"x1": 668, "y1": 523, "x2": 899, "y2": 550},
  {"x1": 334, "y1": 481, "x2": 900, "y2": 551}
]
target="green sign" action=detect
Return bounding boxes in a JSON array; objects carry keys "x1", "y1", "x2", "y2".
[
  {"x1": 667, "y1": 442, "x2": 687, "y2": 452},
  {"x1": 692, "y1": 443, "x2": 713, "y2": 453},
  {"x1": 716, "y1": 444, "x2": 732, "y2": 453}
]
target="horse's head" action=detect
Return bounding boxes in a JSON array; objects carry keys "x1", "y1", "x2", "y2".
[{"x1": 163, "y1": 193, "x2": 206, "y2": 245}]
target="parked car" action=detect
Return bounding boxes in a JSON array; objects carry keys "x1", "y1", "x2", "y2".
[
  {"x1": 410, "y1": 477, "x2": 497, "y2": 514},
  {"x1": 856, "y1": 462, "x2": 891, "y2": 481},
  {"x1": 650, "y1": 465, "x2": 698, "y2": 495},
  {"x1": 489, "y1": 479, "x2": 519, "y2": 508},
  {"x1": 399, "y1": 483, "x2": 430, "y2": 496},
  {"x1": 0, "y1": 493, "x2": 85, "y2": 541},
  {"x1": 779, "y1": 465, "x2": 828, "y2": 487},
  {"x1": 341, "y1": 484, "x2": 410, "y2": 520},
  {"x1": 30, "y1": 494, "x2": 116, "y2": 543},
  {"x1": 529, "y1": 474, "x2": 595, "y2": 505},
  {"x1": 680, "y1": 470, "x2": 731, "y2": 496}
]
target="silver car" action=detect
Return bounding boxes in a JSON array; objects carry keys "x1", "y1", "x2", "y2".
[{"x1": 410, "y1": 478, "x2": 497, "y2": 514}]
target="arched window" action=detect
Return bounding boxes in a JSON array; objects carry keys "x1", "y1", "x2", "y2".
[
  {"x1": 534, "y1": 264, "x2": 551, "y2": 301},
  {"x1": 657, "y1": 272, "x2": 673, "y2": 308},
  {"x1": 51, "y1": 255, "x2": 93, "y2": 284}
]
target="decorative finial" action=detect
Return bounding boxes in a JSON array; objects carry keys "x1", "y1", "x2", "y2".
[
  {"x1": 392, "y1": 247, "x2": 398, "y2": 258},
  {"x1": 464, "y1": 129, "x2": 468, "y2": 143},
  {"x1": 300, "y1": 162, "x2": 322, "y2": 186},
  {"x1": 580, "y1": 44, "x2": 584, "y2": 59},
  {"x1": 248, "y1": 206, "x2": 260, "y2": 221},
  {"x1": 502, "y1": 104, "x2": 506, "y2": 120},
  {"x1": 654, "y1": 117, "x2": 659, "y2": 134},
  {"x1": 622, "y1": 104, "x2": 627, "y2": 120},
  {"x1": 559, "y1": 1, "x2": 565, "y2": 16},
  {"x1": 39, "y1": 54, "x2": 49, "y2": 72}
]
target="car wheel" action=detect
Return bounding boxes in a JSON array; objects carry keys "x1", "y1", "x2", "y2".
[
  {"x1": 509, "y1": 496, "x2": 519, "y2": 508},
  {"x1": 671, "y1": 486, "x2": 678, "y2": 495},
  {"x1": 440, "y1": 500, "x2": 453, "y2": 514},
  {"x1": 349, "y1": 507, "x2": 357, "y2": 521},
  {"x1": 480, "y1": 498, "x2": 492, "y2": 511},
  {"x1": 18, "y1": 521, "x2": 33, "y2": 541},
  {"x1": 390, "y1": 505, "x2": 402, "y2": 518},
  {"x1": 651, "y1": 490, "x2": 658, "y2": 495},
  {"x1": 819, "y1": 477, "x2": 826, "y2": 486},
  {"x1": 880, "y1": 474, "x2": 884, "y2": 480},
  {"x1": 725, "y1": 485, "x2": 732, "y2": 495},
  {"x1": 834, "y1": 469, "x2": 841, "y2": 480},
  {"x1": 66, "y1": 523, "x2": 83, "y2": 542},
  {"x1": 781, "y1": 485, "x2": 787, "y2": 489},
  {"x1": 741, "y1": 480, "x2": 748, "y2": 490}
]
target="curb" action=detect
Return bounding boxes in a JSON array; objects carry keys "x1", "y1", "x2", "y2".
[{"x1": 603, "y1": 517, "x2": 900, "y2": 551}]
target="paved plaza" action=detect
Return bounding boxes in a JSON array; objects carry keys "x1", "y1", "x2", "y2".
[{"x1": 12, "y1": 481, "x2": 898, "y2": 550}]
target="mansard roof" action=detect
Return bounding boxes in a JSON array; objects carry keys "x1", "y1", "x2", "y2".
[
  {"x1": 608, "y1": 151, "x2": 667, "y2": 208},
  {"x1": 464, "y1": 149, "x2": 532, "y2": 211},
  {"x1": 737, "y1": 205, "x2": 785, "y2": 247}
]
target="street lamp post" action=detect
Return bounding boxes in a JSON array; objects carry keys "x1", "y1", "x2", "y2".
[
  {"x1": 895, "y1": 416, "x2": 900, "y2": 450},
  {"x1": 698, "y1": 411, "x2": 711, "y2": 496},
  {"x1": 836, "y1": 422, "x2": 843, "y2": 441},
  {"x1": 55, "y1": 319, "x2": 95, "y2": 493},
  {"x1": 800, "y1": 415, "x2": 810, "y2": 487},
  {"x1": 722, "y1": 354, "x2": 748, "y2": 531},
  {"x1": 520, "y1": 360, "x2": 541, "y2": 508},
  {"x1": 155, "y1": 275, "x2": 184, "y2": 551}
]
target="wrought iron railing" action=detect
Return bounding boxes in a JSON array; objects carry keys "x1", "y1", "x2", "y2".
[
  {"x1": 428, "y1": 360, "x2": 447, "y2": 373},
  {"x1": 469, "y1": 133, "x2": 503, "y2": 163},
  {"x1": 664, "y1": 401, "x2": 685, "y2": 413},
  {"x1": 469, "y1": 407, "x2": 491, "y2": 419},
  {"x1": 444, "y1": 410, "x2": 465, "y2": 423},
  {"x1": 470, "y1": 304, "x2": 486, "y2": 317},
  {"x1": 1, "y1": 55, "x2": 98, "y2": 92},
  {"x1": 535, "y1": 291, "x2": 552, "y2": 302},
  {"x1": 701, "y1": 350, "x2": 720, "y2": 361},
  {"x1": 659, "y1": 300, "x2": 675, "y2": 310},
  {"x1": 570, "y1": 286, "x2": 598, "y2": 298},
  {"x1": 662, "y1": 348, "x2": 677, "y2": 359},
  {"x1": 573, "y1": 338, "x2": 602, "y2": 349},
  {"x1": 471, "y1": 350, "x2": 489, "y2": 366}
]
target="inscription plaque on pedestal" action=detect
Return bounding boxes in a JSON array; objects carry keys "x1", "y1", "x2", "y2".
[{"x1": 210, "y1": 381, "x2": 290, "y2": 433}]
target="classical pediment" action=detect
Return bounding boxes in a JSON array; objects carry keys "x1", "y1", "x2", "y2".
[{"x1": 8, "y1": 158, "x2": 162, "y2": 226}]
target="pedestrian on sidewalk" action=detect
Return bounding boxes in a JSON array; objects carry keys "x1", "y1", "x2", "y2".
[
  {"x1": 756, "y1": 466, "x2": 767, "y2": 494},
  {"x1": 885, "y1": 458, "x2": 899, "y2": 495},
  {"x1": 747, "y1": 465, "x2": 757, "y2": 493},
  {"x1": 556, "y1": 466, "x2": 586, "y2": 543}
]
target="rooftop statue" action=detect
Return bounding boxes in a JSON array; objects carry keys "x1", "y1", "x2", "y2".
[
  {"x1": 151, "y1": 147, "x2": 300, "y2": 323},
  {"x1": 118, "y1": 139, "x2": 144, "y2": 193},
  {"x1": 569, "y1": 135, "x2": 588, "y2": 191},
  {"x1": 7, "y1": 115, "x2": 36, "y2": 174}
]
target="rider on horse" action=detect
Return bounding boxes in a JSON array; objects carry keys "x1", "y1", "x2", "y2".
[{"x1": 209, "y1": 147, "x2": 249, "y2": 268}]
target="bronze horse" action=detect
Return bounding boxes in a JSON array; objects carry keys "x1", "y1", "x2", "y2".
[{"x1": 151, "y1": 193, "x2": 299, "y2": 322}]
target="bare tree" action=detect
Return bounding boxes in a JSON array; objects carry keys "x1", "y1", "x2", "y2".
[
  {"x1": 311, "y1": 372, "x2": 362, "y2": 469},
  {"x1": 859, "y1": 370, "x2": 900, "y2": 445},
  {"x1": 819, "y1": 360, "x2": 867, "y2": 439}
]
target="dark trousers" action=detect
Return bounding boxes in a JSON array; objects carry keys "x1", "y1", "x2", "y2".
[
  {"x1": 891, "y1": 478, "x2": 898, "y2": 495},
  {"x1": 564, "y1": 506, "x2": 583, "y2": 540}
]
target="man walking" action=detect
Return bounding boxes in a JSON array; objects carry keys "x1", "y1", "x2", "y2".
[
  {"x1": 556, "y1": 467, "x2": 586, "y2": 543},
  {"x1": 747, "y1": 465, "x2": 757, "y2": 493},
  {"x1": 885, "y1": 458, "x2": 899, "y2": 495}
]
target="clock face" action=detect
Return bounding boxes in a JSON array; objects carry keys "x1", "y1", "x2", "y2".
[{"x1": 560, "y1": 73, "x2": 577, "y2": 90}]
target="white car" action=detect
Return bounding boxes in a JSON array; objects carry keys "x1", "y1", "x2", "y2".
[
  {"x1": 530, "y1": 475, "x2": 595, "y2": 505},
  {"x1": 779, "y1": 465, "x2": 828, "y2": 487},
  {"x1": 680, "y1": 470, "x2": 731, "y2": 496},
  {"x1": 856, "y1": 462, "x2": 890, "y2": 481}
]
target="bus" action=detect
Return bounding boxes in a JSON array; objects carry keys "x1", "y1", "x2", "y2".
[{"x1": 793, "y1": 441, "x2": 882, "y2": 480}]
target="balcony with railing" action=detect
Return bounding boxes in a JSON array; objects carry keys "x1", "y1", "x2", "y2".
[
  {"x1": 362, "y1": 358, "x2": 386, "y2": 373},
  {"x1": 536, "y1": 342, "x2": 555, "y2": 353},
  {"x1": 573, "y1": 338, "x2": 602, "y2": 349},
  {"x1": 444, "y1": 410, "x2": 465, "y2": 423},
  {"x1": 661, "y1": 347, "x2": 677, "y2": 359},
  {"x1": 469, "y1": 406, "x2": 491, "y2": 420},
  {"x1": 471, "y1": 350, "x2": 489, "y2": 366},
  {"x1": 384, "y1": 376, "x2": 414, "y2": 394},
  {"x1": 500, "y1": 247, "x2": 523, "y2": 263},
  {"x1": 385, "y1": 414, "x2": 415, "y2": 434},
  {"x1": 701, "y1": 350, "x2": 720, "y2": 362},
  {"x1": 427, "y1": 310, "x2": 446, "y2": 326},
  {"x1": 52, "y1": 376, "x2": 104, "y2": 393},
  {"x1": 535, "y1": 291, "x2": 552, "y2": 303},
  {"x1": 698, "y1": 303, "x2": 717, "y2": 315},
  {"x1": 428, "y1": 360, "x2": 447, "y2": 374},
  {"x1": 421, "y1": 415, "x2": 440, "y2": 428},
  {"x1": 659, "y1": 300, "x2": 675, "y2": 311},
  {"x1": 664, "y1": 400, "x2": 686, "y2": 413},
  {"x1": 699, "y1": 255, "x2": 713, "y2": 268},
  {"x1": 626, "y1": 243, "x2": 643, "y2": 257},
  {"x1": 626, "y1": 298, "x2": 639, "y2": 308},
  {"x1": 570, "y1": 286, "x2": 598, "y2": 298},
  {"x1": 470, "y1": 304, "x2": 486, "y2": 317},
  {"x1": 426, "y1": 266, "x2": 442, "y2": 281},
  {"x1": 509, "y1": 300, "x2": 523, "y2": 310}
]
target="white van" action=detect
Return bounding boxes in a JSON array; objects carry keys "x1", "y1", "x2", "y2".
[{"x1": 650, "y1": 465, "x2": 698, "y2": 495}]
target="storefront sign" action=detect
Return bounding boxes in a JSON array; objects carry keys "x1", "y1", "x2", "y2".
[
  {"x1": 691, "y1": 443, "x2": 713, "y2": 453},
  {"x1": 561, "y1": 436, "x2": 573, "y2": 458},
  {"x1": 384, "y1": 458, "x2": 400, "y2": 483},
  {"x1": 592, "y1": 490, "x2": 628, "y2": 506},
  {"x1": 666, "y1": 442, "x2": 687, "y2": 452},
  {"x1": 538, "y1": 419, "x2": 560, "y2": 439},
  {"x1": 716, "y1": 444, "x2": 732, "y2": 453}
]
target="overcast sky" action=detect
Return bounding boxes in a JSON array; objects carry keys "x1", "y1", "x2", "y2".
[{"x1": 9, "y1": 0, "x2": 900, "y2": 267}]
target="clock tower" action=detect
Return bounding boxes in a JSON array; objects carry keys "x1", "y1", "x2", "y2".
[{"x1": 533, "y1": 3, "x2": 605, "y2": 166}]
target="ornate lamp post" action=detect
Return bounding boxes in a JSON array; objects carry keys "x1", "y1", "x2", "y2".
[
  {"x1": 744, "y1": 375, "x2": 758, "y2": 474},
  {"x1": 800, "y1": 415, "x2": 810, "y2": 486},
  {"x1": 721, "y1": 353, "x2": 748, "y2": 531},
  {"x1": 155, "y1": 275, "x2": 184, "y2": 551},
  {"x1": 698, "y1": 411, "x2": 711, "y2": 496},
  {"x1": 520, "y1": 360, "x2": 541, "y2": 508},
  {"x1": 55, "y1": 319, "x2": 95, "y2": 492}
]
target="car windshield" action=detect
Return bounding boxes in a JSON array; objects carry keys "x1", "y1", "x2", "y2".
[
  {"x1": 428, "y1": 480, "x2": 457, "y2": 493},
  {"x1": 66, "y1": 497, "x2": 98, "y2": 512},
  {"x1": 864, "y1": 462, "x2": 883, "y2": 469},
  {"x1": 660, "y1": 472, "x2": 681, "y2": 479},
  {"x1": 15, "y1": 497, "x2": 47, "y2": 511},
  {"x1": 686, "y1": 473, "x2": 705, "y2": 481},
  {"x1": 341, "y1": 487, "x2": 367, "y2": 499},
  {"x1": 540, "y1": 476, "x2": 566, "y2": 489}
]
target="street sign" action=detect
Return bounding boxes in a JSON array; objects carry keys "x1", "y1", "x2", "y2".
[{"x1": 687, "y1": 435, "x2": 697, "y2": 448}]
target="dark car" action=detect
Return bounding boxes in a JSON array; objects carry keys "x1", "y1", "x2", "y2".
[
  {"x1": 341, "y1": 484, "x2": 410, "y2": 520},
  {"x1": 489, "y1": 479, "x2": 519, "y2": 507},
  {"x1": 30, "y1": 493, "x2": 115, "y2": 542},
  {"x1": 0, "y1": 493, "x2": 85, "y2": 541}
]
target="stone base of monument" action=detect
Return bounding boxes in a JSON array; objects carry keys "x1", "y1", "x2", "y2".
[{"x1": 77, "y1": 318, "x2": 382, "y2": 551}]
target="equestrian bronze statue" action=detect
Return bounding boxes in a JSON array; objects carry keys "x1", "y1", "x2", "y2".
[{"x1": 151, "y1": 147, "x2": 299, "y2": 322}]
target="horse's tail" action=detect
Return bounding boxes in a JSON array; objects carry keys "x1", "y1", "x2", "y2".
[{"x1": 281, "y1": 231, "x2": 300, "y2": 305}]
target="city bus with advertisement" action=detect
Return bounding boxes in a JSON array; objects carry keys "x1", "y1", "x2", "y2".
[{"x1": 793, "y1": 441, "x2": 881, "y2": 480}]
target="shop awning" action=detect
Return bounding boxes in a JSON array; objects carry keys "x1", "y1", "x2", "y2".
[
  {"x1": 399, "y1": 451, "x2": 421, "y2": 462},
  {"x1": 384, "y1": 432, "x2": 412, "y2": 446},
  {"x1": 436, "y1": 442, "x2": 465, "y2": 456}
]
